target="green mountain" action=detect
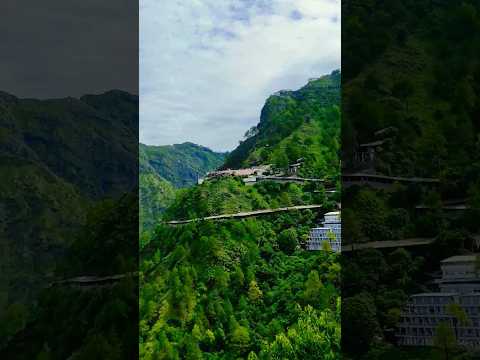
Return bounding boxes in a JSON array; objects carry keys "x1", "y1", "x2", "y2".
[
  {"x1": 0, "y1": 90, "x2": 138, "y2": 307},
  {"x1": 1, "y1": 194, "x2": 139, "y2": 359},
  {"x1": 223, "y1": 70, "x2": 340, "y2": 180},
  {"x1": 139, "y1": 142, "x2": 225, "y2": 233},
  {"x1": 140, "y1": 73, "x2": 341, "y2": 359},
  {"x1": 342, "y1": 1, "x2": 480, "y2": 189},
  {"x1": 0, "y1": 90, "x2": 139, "y2": 358},
  {"x1": 341, "y1": 1, "x2": 480, "y2": 359},
  {"x1": 140, "y1": 142, "x2": 225, "y2": 188},
  {"x1": 140, "y1": 171, "x2": 175, "y2": 233}
]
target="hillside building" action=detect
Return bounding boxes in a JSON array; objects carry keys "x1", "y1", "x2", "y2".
[
  {"x1": 287, "y1": 158, "x2": 304, "y2": 175},
  {"x1": 396, "y1": 255, "x2": 480, "y2": 348},
  {"x1": 200, "y1": 165, "x2": 271, "y2": 183},
  {"x1": 307, "y1": 211, "x2": 341, "y2": 252}
]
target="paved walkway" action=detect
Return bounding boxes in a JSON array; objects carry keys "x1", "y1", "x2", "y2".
[
  {"x1": 342, "y1": 238, "x2": 435, "y2": 252},
  {"x1": 166, "y1": 204, "x2": 323, "y2": 225},
  {"x1": 48, "y1": 272, "x2": 137, "y2": 288}
]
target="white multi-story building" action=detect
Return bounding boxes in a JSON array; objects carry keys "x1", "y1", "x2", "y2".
[
  {"x1": 396, "y1": 255, "x2": 480, "y2": 348},
  {"x1": 307, "y1": 211, "x2": 341, "y2": 252}
]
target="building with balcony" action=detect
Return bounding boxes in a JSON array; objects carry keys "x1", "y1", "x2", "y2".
[
  {"x1": 396, "y1": 255, "x2": 480, "y2": 348},
  {"x1": 307, "y1": 211, "x2": 341, "y2": 252}
]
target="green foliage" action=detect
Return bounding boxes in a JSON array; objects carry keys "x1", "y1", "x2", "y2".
[
  {"x1": 139, "y1": 142, "x2": 224, "y2": 234},
  {"x1": 224, "y1": 71, "x2": 340, "y2": 181},
  {"x1": 140, "y1": 171, "x2": 175, "y2": 233},
  {"x1": 140, "y1": 142, "x2": 225, "y2": 188},
  {"x1": 260, "y1": 303, "x2": 340, "y2": 360},
  {"x1": 434, "y1": 322, "x2": 457, "y2": 360},
  {"x1": 0, "y1": 302, "x2": 28, "y2": 345},
  {"x1": 278, "y1": 228, "x2": 298, "y2": 255},
  {"x1": 164, "y1": 177, "x2": 319, "y2": 221},
  {"x1": 248, "y1": 280, "x2": 263, "y2": 304},
  {"x1": 342, "y1": 293, "x2": 379, "y2": 354},
  {"x1": 62, "y1": 193, "x2": 138, "y2": 276},
  {"x1": 140, "y1": 208, "x2": 340, "y2": 359},
  {"x1": 139, "y1": 72, "x2": 341, "y2": 359},
  {"x1": 303, "y1": 270, "x2": 326, "y2": 306},
  {"x1": 1, "y1": 195, "x2": 139, "y2": 359}
]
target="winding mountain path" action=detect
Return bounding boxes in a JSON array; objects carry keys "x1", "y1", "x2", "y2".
[
  {"x1": 342, "y1": 238, "x2": 435, "y2": 252},
  {"x1": 48, "y1": 272, "x2": 138, "y2": 288},
  {"x1": 165, "y1": 204, "x2": 323, "y2": 225}
]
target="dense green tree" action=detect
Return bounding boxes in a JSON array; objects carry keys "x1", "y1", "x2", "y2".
[
  {"x1": 342, "y1": 293, "x2": 379, "y2": 354},
  {"x1": 434, "y1": 322, "x2": 457, "y2": 360},
  {"x1": 278, "y1": 228, "x2": 298, "y2": 255},
  {"x1": 303, "y1": 271, "x2": 323, "y2": 305}
]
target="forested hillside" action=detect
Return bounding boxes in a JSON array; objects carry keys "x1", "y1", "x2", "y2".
[
  {"x1": 139, "y1": 142, "x2": 225, "y2": 232},
  {"x1": 140, "y1": 142, "x2": 225, "y2": 188},
  {"x1": 0, "y1": 90, "x2": 137, "y2": 307},
  {"x1": 140, "y1": 171, "x2": 175, "y2": 233},
  {"x1": 140, "y1": 73, "x2": 341, "y2": 359},
  {"x1": 140, "y1": 183, "x2": 340, "y2": 359},
  {"x1": 1, "y1": 195, "x2": 139, "y2": 359},
  {"x1": 223, "y1": 70, "x2": 340, "y2": 181},
  {"x1": 342, "y1": 1, "x2": 480, "y2": 359},
  {"x1": 0, "y1": 90, "x2": 139, "y2": 358},
  {"x1": 342, "y1": 0, "x2": 480, "y2": 192}
]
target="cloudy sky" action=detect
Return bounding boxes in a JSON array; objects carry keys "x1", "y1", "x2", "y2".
[
  {"x1": 0, "y1": 0, "x2": 137, "y2": 99},
  {"x1": 140, "y1": 0, "x2": 340, "y2": 152}
]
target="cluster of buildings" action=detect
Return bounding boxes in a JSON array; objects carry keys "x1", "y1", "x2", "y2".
[
  {"x1": 307, "y1": 211, "x2": 341, "y2": 252},
  {"x1": 197, "y1": 165, "x2": 272, "y2": 185},
  {"x1": 396, "y1": 255, "x2": 480, "y2": 348},
  {"x1": 198, "y1": 159, "x2": 309, "y2": 186}
]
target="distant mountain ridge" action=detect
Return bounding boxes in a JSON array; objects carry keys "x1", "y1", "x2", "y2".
[
  {"x1": 140, "y1": 142, "x2": 225, "y2": 188},
  {"x1": 139, "y1": 142, "x2": 225, "y2": 232}
]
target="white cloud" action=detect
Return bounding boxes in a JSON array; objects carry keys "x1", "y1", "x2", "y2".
[{"x1": 140, "y1": 0, "x2": 340, "y2": 151}]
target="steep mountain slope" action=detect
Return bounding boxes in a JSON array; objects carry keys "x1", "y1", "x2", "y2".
[
  {"x1": 139, "y1": 171, "x2": 175, "y2": 233},
  {"x1": 1, "y1": 194, "x2": 139, "y2": 359},
  {"x1": 341, "y1": 1, "x2": 480, "y2": 359},
  {"x1": 342, "y1": 1, "x2": 480, "y2": 190},
  {"x1": 0, "y1": 90, "x2": 138, "y2": 308},
  {"x1": 140, "y1": 142, "x2": 225, "y2": 188},
  {"x1": 139, "y1": 142, "x2": 225, "y2": 232},
  {"x1": 140, "y1": 73, "x2": 341, "y2": 359},
  {"x1": 0, "y1": 90, "x2": 138, "y2": 199},
  {"x1": 223, "y1": 70, "x2": 340, "y2": 180},
  {"x1": 140, "y1": 180, "x2": 340, "y2": 360}
]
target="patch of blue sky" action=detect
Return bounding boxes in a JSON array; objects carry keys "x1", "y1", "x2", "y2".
[
  {"x1": 208, "y1": 27, "x2": 237, "y2": 40},
  {"x1": 290, "y1": 10, "x2": 303, "y2": 21}
]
